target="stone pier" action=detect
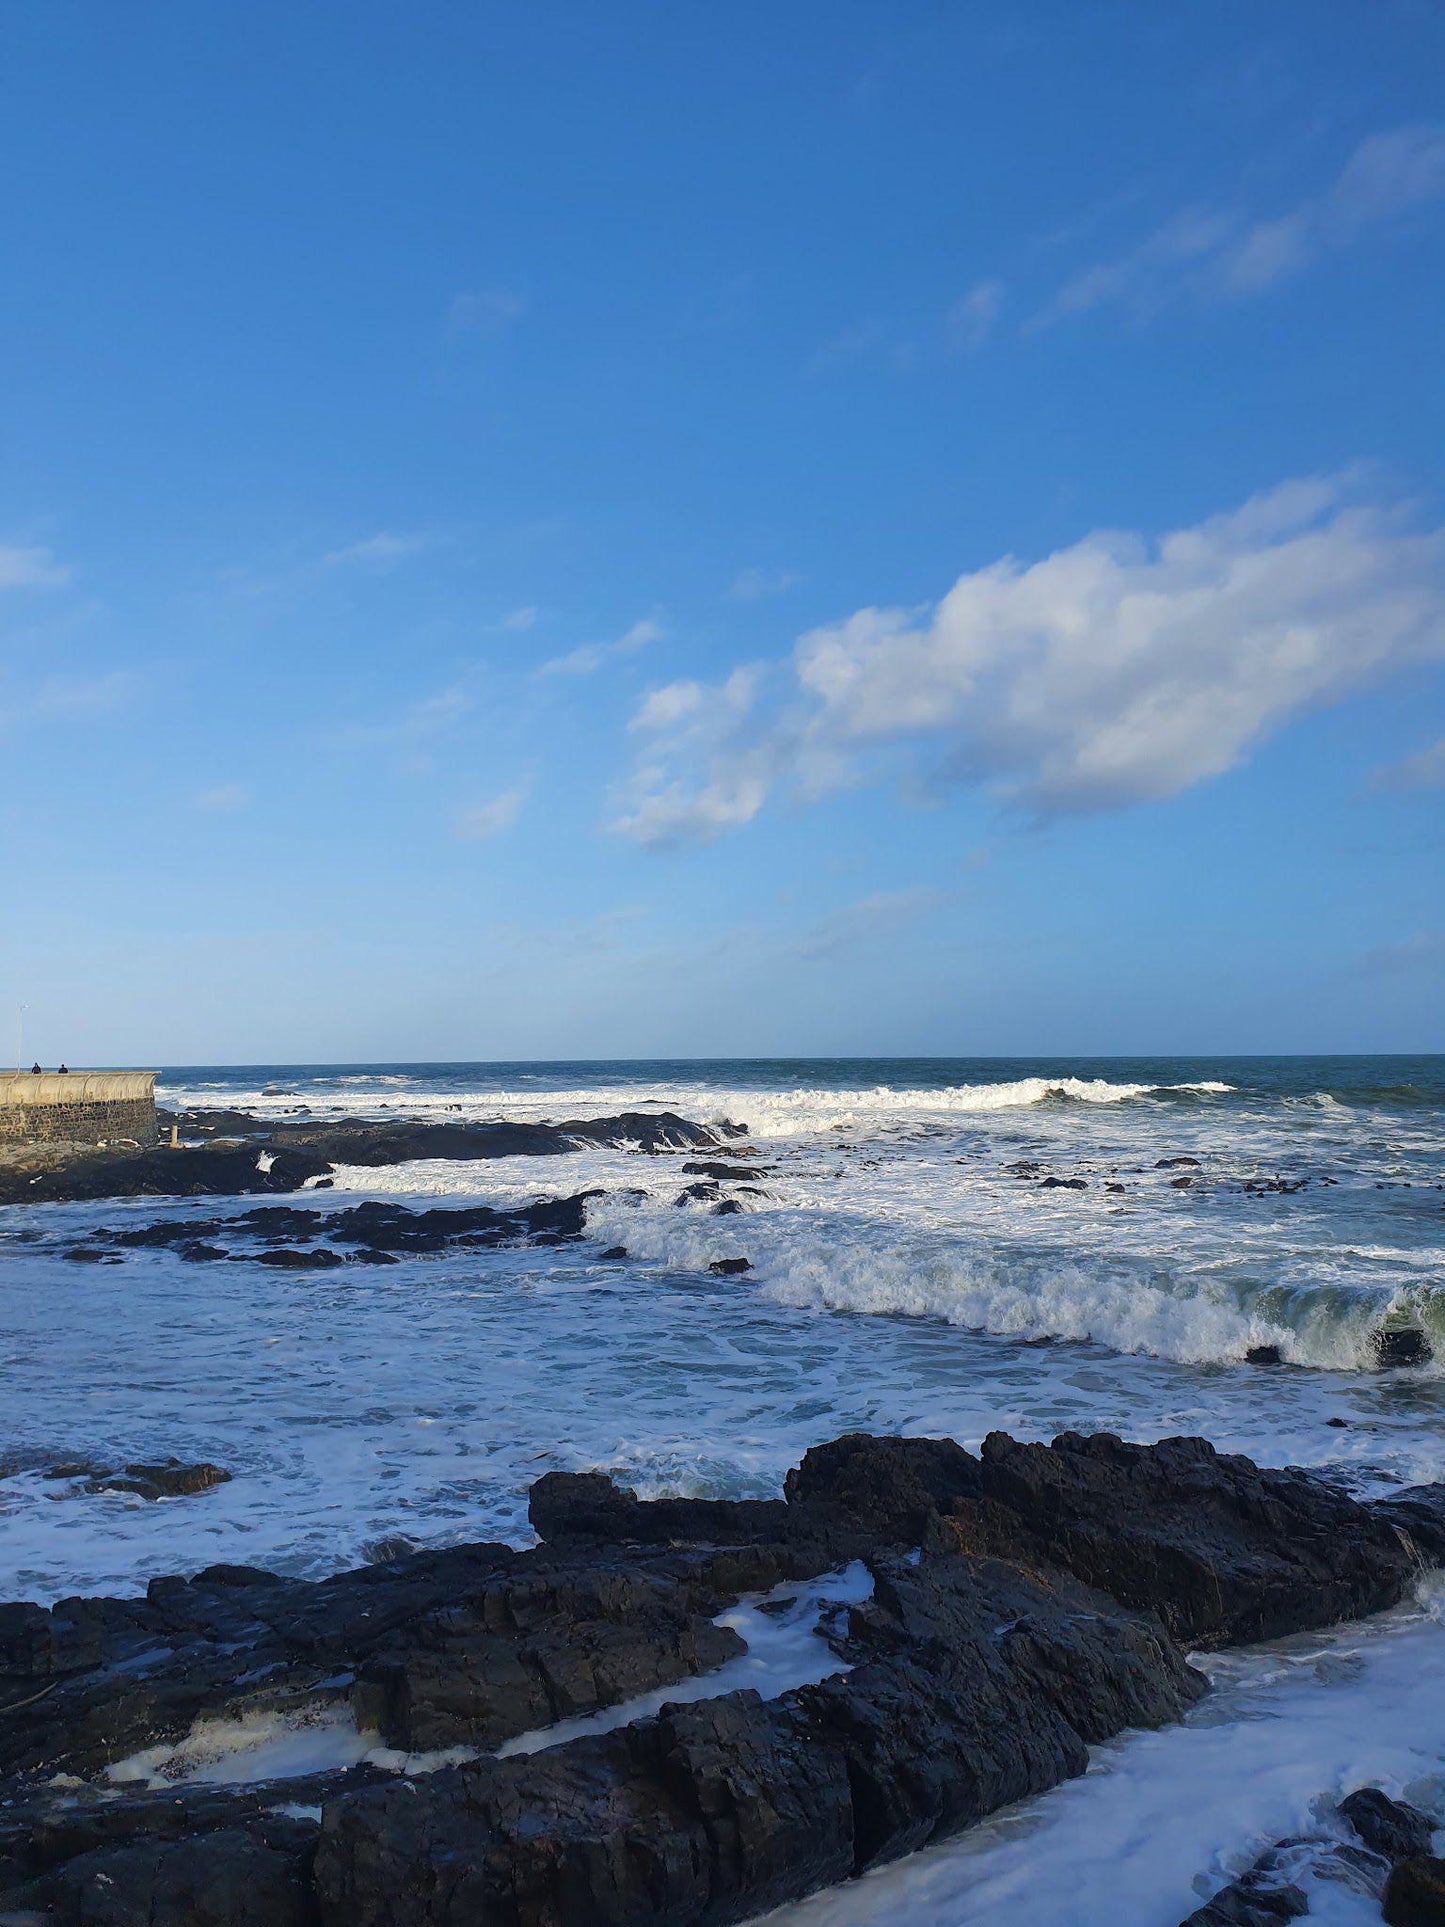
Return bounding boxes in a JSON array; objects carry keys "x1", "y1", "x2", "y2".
[{"x1": 0, "y1": 1071, "x2": 157, "y2": 1146}]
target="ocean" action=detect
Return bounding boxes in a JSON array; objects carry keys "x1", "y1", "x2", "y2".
[{"x1": 3, "y1": 1054, "x2": 1443, "y2": 1924}]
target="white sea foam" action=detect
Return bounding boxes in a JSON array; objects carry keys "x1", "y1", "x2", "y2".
[{"x1": 160, "y1": 1073, "x2": 1235, "y2": 1139}]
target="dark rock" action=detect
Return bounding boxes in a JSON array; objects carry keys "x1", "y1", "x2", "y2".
[
  {"x1": 253, "y1": 1247, "x2": 345, "y2": 1270},
  {"x1": 1245, "y1": 1345, "x2": 1284, "y2": 1366},
  {"x1": 180, "y1": 1109, "x2": 719, "y2": 1164},
  {"x1": 1180, "y1": 1868, "x2": 1309, "y2": 1923},
  {"x1": 1170, "y1": 1175, "x2": 1195, "y2": 1189},
  {"x1": 708, "y1": 1256, "x2": 752, "y2": 1275},
  {"x1": 61, "y1": 1247, "x2": 110, "y2": 1264},
  {"x1": 681, "y1": 1161, "x2": 765, "y2": 1181},
  {"x1": 785, "y1": 1434, "x2": 982, "y2": 1543},
  {"x1": 943, "y1": 1430, "x2": 1437, "y2": 1648},
  {"x1": 352, "y1": 1556, "x2": 746, "y2": 1751},
  {"x1": 712, "y1": 1199, "x2": 744, "y2": 1215},
  {"x1": 1157, "y1": 1157, "x2": 1202, "y2": 1169},
  {"x1": 179, "y1": 1242, "x2": 228, "y2": 1263},
  {"x1": 1374, "y1": 1327, "x2": 1433, "y2": 1369},
  {"x1": 1327, "y1": 1416, "x2": 1349, "y2": 1427},
  {"x1": 675, "y1": 1181, "x2": 722, "y2": 1205},
  {"x1": 1105, "y1": 1182, "x2": 1126, "y2": 1193},
  {"x1": 1341, "y1": 1787, "x2": 1437, "y2": 1862},
  {"x1": 598, "y1": 1245, "x2": 628, "y2": 1260},
  {"x1": 1038, "y1": 1176, "x2": 1087, "y2": 1189},
  {"x1": 6, "y1": 1430, "x2": 1444, "y2": 1927},
  {"x1": 46, "y1": 1827, "x2": 317, "y2": 1927},
  {"x1": 1384, "y1": 1856, "x2": 1445, "y2": 1926},
  {"x1": 0, "y1": 1143, "x2": 334, "y2": 1208},
  {"x1": 87, "y1": 1461, "x2": 231, "y2": 1502}
]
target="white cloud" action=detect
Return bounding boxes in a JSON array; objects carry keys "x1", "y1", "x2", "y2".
[
  {"x1": 321, "y1": 531, "x2": 431, "y2": 571},
  {"x1": 1035, "y1": 123, "x2": 1445, "y2": 325},
  {"x1": 1373, "y1": 736, "x2": 1445, "y2": 790},
  {"x1": 611, "y1": 474, "x2": 1445, "y2": 842},
  {"x1": 457, "y1": 783, "x2": 527, "y2": 839},
  {"x1": 447, "y1": 287, "x2": 526, "y2": 334},
  {"x1": 610, "y1": 666, "x2": 777, "y2": 846},
  {"x1": 946, "y1": 278, "x2": 1005, "y2": 353},
  {"x1": 730, "y1": 567, "x2": 799, "y2": 602},
  {"x1": 0, "y1": 541, "x2": 68, "y2": 590},
  {"x1": 541, "y1": 615, "x2": 663, "y2": 677},
  {"x1": 500, "y1": 604, "x2": 539, "y2": 631},
  {"x1": 196, "y1": 782, "x2": 251, "y2": 813}
]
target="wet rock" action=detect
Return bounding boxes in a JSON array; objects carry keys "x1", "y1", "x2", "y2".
[
  {"x1": 61, "y1": 1247, "x2": 111, "y2": 1264},
  {"x1": 1341, "y1": 1787, "x2": 1437, "y2": 1862},
  {"x1": 178, "y1": 1242, "x2": 228, "y2": 1263},
  {"x1": 1170, "y1": 1175, "x2": 1195, "y2": 1189},
  {"x1": 1245, "y1": 1345, "x2": 1284, "y2": 1366},
  {"x1": 6, "y1": 1431, "x2": 1445, "y2": 1927},
  {"x1": 1038, "y1": 1176, "x2": 1087, "y2": 1189},
  {"x1": 352, "y1": 1557, "x2": 746, "y2": 1751},
  {"x1": 180, "y1": 1109, "x2": 720, "y2": 1164},
  {"x1": 785, "y1": 1434, "x2": 982, "y2": 1543},
  {"x1": 1374, "y1": 1327, "x2": 1433, "y2": 1369},
  {"x1": 1157, "y1": 1157, "x2": 1202, "y2": 1169},
  {"x1": 0, "y1": 1144, "x2": 334, "y2": 1208},
  {"x1": 1180, "y1": 1868, "x2": 1309, "y2": 1923},
  {"x1": 253, "y1": 1247, "x2": 344, "y2": 1270},
  {"x1": 598, "y1": 1245, "x2": 628, "y2": 1260},
  {"x1": 84, "y1": 1195, "x2": 603, "y2": 1266},
  {"x1": 1384, "y1": 1856, "x2": 1445, "y2": 1926},
  {"x1": 675, "y1": 1181, "x2": 722, "y2": 1205},
  {"x1": 1105, "y1": 1182, "x2": 1126, "y2": 1193},
  {"x1": 708, "y1": 1256, "x2": 752, "y2": 1275},
  {"x1": 46, "y1": 1826, "x2": 317, "y2": 1927},
  {"x1": 681, "y1": 1161, "x2": 765, "y2": 1181},
  {"x1": 86, "y1": 1461, "x2": 231, "y2": 1502},
  {"x1": 713, "y1": 1199, "x2": 744, "y2": 1215},
  {"x1": 941, "y1": 1430, "x2": 1439, "y2": 1647}
]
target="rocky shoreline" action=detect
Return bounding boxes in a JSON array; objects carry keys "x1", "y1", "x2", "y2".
[
  {"x1": 0, "y1": 1109, "x2": 731, "y2": 1207},
  {"x1": 3, "y1": 1428, "x2": 1444, "y2": 1926}
]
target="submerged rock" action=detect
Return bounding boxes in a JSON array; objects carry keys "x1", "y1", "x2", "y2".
[{"x1": 86, "y1": 1461, "x2": 231, "y2": 1502}]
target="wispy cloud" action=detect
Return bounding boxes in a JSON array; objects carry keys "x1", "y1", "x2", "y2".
[
  {"x1": 794, "y1": 887, "x2": 945, "y2": 960},
  {"x1": 0, "y1": 541, "x2": 69, "y2": 591},
  {"x1": 28, "y1": 671, "x2": 134, "y2": 718},
  {"x1": 1357, "y1": 931, "x2": 1445, "y2": 976},
  {"x1": 457, "y1": 782, "x2": 527, "y2": 839},
  {"x1": 336, "y1": 677, "x2": 476, "y2": 750},
  {"x1": 1372, "y1": 736, "x2": 1445, "y2": 791},
  {"x1": 945, "y1": 278, "x2": 1005, "y2": 353},
  {"x1": 611, "y1": 474, "x2": 1445, "y2": 844},
  {"x1": 320, "y1": 531, "x2": 433, "y2": 572},
  {"x1": 447, "y1": 286, "x2": 527, "y2": 335},
  {"x1": 195, "y1": 782, "x2": 251, "y2": 813},
  {"x1": 541, "y1": 615, "x2": 663, "y2": 677},
  {"x1": 500, "y1": 604, "x2": 539, "y2": 631},
  {"x1": 1033, "y1": 123, "x2": 1445, "y2": 328},
  {"x1": 730, "y1": 568, "x2": 799, "y2": 603}
]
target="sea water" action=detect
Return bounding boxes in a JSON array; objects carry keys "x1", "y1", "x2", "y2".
[{"x1": 2, "y1": 1055, "x2": 1442, "y2": 1922}]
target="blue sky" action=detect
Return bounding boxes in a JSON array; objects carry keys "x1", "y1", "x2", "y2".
[{"x1": 1, "y1": 1, "x2": 1442, "y2": 1064}]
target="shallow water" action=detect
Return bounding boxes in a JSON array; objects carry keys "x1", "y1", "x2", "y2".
[{"x1": 2, "y1": 1055, "x2": 1443, "y2": 1923}]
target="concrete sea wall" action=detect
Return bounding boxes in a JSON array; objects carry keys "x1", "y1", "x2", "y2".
[{"x1": 0, "y1": 1071, "x2": 157, "y2": 1146}]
